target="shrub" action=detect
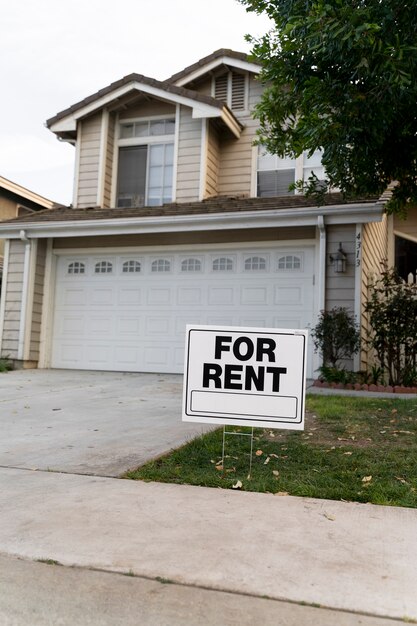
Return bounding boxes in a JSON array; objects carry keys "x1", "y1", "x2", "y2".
[
  {"x1": 311, "y1": 308, "x2": 360, "y2": 380},
  {"x1": 0, "y1": 358, "x2": 13, "y2": 373},
  {"x1": 365, "y1": 267, "x2": 417, "y2": 386}
]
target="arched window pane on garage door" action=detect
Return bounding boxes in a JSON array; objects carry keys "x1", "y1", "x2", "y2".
[
  {"x1": 67, "y1": 262, "x2": 85, "y2": 275},
  {"x1": 122, "y1": 260, "x2": 141, "y2": 273},
  {"x1": 213, "y1": 257, "x2": 233, "y2": 271},
  {"x1": 278, "y1": 255, "x2": 301, "y2": 270},
  {"x1": 95, "y1": 261, "x2": 113, "y2": 274},
  {"x1": 151, "y1": 259, "x2": 171, "y2": 272},
  {"x1": 244, "y1": 256, "x2": 266, "y2": 271},
  {"x1": 181, "y1": 258, "x2": 202, "y2": 272}
]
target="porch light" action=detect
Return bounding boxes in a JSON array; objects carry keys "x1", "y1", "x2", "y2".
[{"x1": 330, "y1": 243, "x2": 347, "y2": 273}]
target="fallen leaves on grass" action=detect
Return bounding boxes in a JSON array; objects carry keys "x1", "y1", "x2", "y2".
[
  {"x1": 232, "y1": 480, "x2": 242, "y2": 490},
  {"x1": 255, "y1": 450, "x2": 263, "y2": 456},
  {"x1": 272, "y1": 470, "x2": 279, "y2": 477},
  {"x1": 274, "y1": 491, "x2": 289, "y2": 496},
  {"x1": 362, "y1": 475, "x2": 373, "y2": 483},
  {"x1": 264, "y1": 457, "x2": 270, "y2": 465}
]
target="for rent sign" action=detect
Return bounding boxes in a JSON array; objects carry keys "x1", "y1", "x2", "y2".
[{"x1": 182, "y1": 325, "x2": 307, "y2": 430}]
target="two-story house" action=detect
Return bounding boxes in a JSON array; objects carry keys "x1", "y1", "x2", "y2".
[{"x1": 0, "y1": 49, "x2": 394, "y2": 376}]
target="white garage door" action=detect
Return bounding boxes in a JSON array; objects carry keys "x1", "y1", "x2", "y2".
[{"x1": 51, "y1": 244, "x2": 316, "y2": 375}]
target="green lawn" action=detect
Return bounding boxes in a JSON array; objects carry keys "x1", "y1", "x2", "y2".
[{"x1": 124, "y1": 396, "x2": 417, "y2": 508}]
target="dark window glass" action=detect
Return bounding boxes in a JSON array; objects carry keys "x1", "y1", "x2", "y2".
[
  {"x1": 395, "y1": 236, "x2": 417, "y2": 281},
  {"x1": 117, "y1": 146, "x2": 147, "y2": 208}
]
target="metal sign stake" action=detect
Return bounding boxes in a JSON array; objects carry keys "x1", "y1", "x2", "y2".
[{"x1": 221, "y1": 426, "x2": 255, "y2": 479}]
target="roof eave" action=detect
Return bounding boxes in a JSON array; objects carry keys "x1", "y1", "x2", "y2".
[
  {"x1": 173, "y1": 56, "x2": 261, "y2": 87},
  {"x1": 0, "y1": 202, "x2": 384, "y2": 240},
  {"x1": 48, "y1": 81, "x2": 239, "y2": 137}
]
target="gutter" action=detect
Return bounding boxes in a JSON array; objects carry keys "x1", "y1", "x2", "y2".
[{"x1": 0, "y1": 202, "x2": 385, "y2": 240}]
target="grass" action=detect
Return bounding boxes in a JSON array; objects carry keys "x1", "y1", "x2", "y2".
[
  {"x1": 0, "y1": 358, "x2": 13, "y2": 373},
  {"x1": 124, "y1": 396, "x2": 417, "y2": 508}
]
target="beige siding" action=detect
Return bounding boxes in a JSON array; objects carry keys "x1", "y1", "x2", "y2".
[
  {"x1": 103, "y1": 112, "x2": 116, "y2": 208},
  {"x1": 324, "y1": 225, "x2": 357, "y2": 370},
  {"x1": 175, "y1": 106, "x2": 201, "y2": 202},
  {"x1": 205, "y1": 122, "x2": 220, "y2": 197},
  {"x1": 77, "y1": 112, "x2": 102, "y2": 208},
  {"x1": 218, "y1": 76, "x2": 263, "y2": 196},
  {"x1": 1, "y1": 239, "x2": 25, "y2": 359},
  {"x1": 29, "y1": 240, "x2": 47, "y2": 361},
  {"x1": 360, "y1": 216, "x2": 388, "y2": 370},
  {"x1": 53, "y1": 226, "x2": 316, "y2": 250},
  {"x1": 119, "y1": 100, "x2": 175, "y2": 120},
  {"x1": 325, "y1": 225, "x2": 357, "y2": 312},
  {"x1": 394, "y1": 207, "x2": 417, "y2": 240}
]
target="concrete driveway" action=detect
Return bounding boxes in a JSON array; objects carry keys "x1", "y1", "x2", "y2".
[{"x1": 0, "y1": 369, "x2": 210, "y2": 476}]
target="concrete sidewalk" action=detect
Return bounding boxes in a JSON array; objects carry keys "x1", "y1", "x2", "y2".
[{"x1": 0, "y1": 468, "x2": 415, "y2": 622}]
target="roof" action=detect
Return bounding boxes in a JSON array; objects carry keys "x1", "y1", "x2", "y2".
[
  {"x1": 0, "y1": 175, "x2": 59, "y2": 210},
  {"x1": 46, "y1": 49, "x2": 259, "y2": 138},
  {"x1": 1, "y1": 194, "x2": 380, "y2": 226},
  {"x1": 167, "y1": 48, "x2": 260, "y2": 85},
  {"x1": 48, "y1": 74, "x2": 231, "y2": 129}
]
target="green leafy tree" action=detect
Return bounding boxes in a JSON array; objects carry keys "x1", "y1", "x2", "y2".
[{"x1": 239, "y1": 0, "x2": 417, "y2": 213}]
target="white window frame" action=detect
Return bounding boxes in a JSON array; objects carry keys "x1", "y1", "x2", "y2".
[
  {"x1": 113, "y1": 114, "x2": 177, "y2": 208},
  {"x1": 255, "y1": 148, "x2": 325, "y2": 197}
]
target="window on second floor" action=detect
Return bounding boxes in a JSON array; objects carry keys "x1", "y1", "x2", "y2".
[
  {"x1": 116, "y1": 117, "x2": 175, "y2": 209},
  {"x1": 257, "y1": 148, "x2": 325, "y2": 197}
]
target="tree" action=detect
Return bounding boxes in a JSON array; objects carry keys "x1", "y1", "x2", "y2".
[{"x1": 239, "y1": 0, "x2": 417, "y2": 213}]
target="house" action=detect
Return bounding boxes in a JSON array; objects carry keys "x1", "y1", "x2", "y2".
[
  {"x1": 0, "y1": 49, "x2": 393, "y2": 376},
  {"x1": 0, "y1": 176, "x2": 58, "y2": 282}
]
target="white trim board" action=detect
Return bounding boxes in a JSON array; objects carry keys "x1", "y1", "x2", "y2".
[{"x1": 0, "y1": 203, "x2": 385, "y2": 240}]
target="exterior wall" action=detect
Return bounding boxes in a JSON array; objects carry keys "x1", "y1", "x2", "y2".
[
  {"x1": 119, "y1": 100, "x2": 175, "y2": 120},
  {"x1": 0, "y1": 196, "x2": 17, "y2": 257},
  {"x1": 325, "y1": 225, "x2": 356, "y2": 371},
  {"x1": 217, "y1": 76, "x2": 262, "y2": 197},
  {"x1": 103, "y1": 112, "x2": 116, "y2": 208},
  {"x1": 52, "y1": 226, "x2": 316, "y2": 250},
  {"x1": 0, "y1": 239, "x2": 25, "y2": 359},
  {"x1": 175, "y1": 106, "x2": 202, "y2": 202},
  {"x1": 325, "y1": 224, "x2": 356, "y2": 312},
  {"x1": 29, "y1": 240, "x2": 47, "y2": 361},
  {"x1": 360, "y1": 216, "x2": 388, "y2": 371},
  {"x1": 76, "y1": 112, "x2": 102, "y2": 208},
  {"x1": 205, "y1": 122, "x2": 220, "y2": 197},
  {"x1": 394, "y1": 207, "x2": 417, "y2": 240}
]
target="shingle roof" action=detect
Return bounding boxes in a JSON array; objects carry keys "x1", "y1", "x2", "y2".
[
  {"x1": 46, "y1": 74, "x2": 230, "y2": 128},
  {"x1": 1, "y1": 194, "x2": 379, "y2": 226},
  {"x1": 167, "y1": 48, "x2": 259, "y2": 84}
]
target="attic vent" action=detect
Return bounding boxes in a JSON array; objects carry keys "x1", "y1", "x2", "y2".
[
  {"x1": 214, "y1": 74, "x2": 228, "y2": 102},
  {"x1": 231, "y1": 73, "x2": 245, "y2": 110},
  {"x1": 213, "y1": 71, "x2": 247, "y2": 111}
]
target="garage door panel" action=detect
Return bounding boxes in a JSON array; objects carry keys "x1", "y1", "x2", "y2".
[
  {"x1": 118, "y1": 288, "x2": 142, "y2": 305},
  {"x1": 64, "y1": 289, "x2": 87, "y2": 306},
  {"x1": 52, "y1": 245, "x2": 316, "y2": 375},
  {"x1": 240, "y1": 286, "x2": 269, "y2": 305},
  {"x1": 89, "y1": 289, "x2": 114, "y2": 306}
]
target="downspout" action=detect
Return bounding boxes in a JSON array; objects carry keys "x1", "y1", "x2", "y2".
[
  {"x1": 317, "y1": 216, "x2": 326, "y2": 312},
  {"x1": 17, "y1": 230, "x2": 31, "y2": 361},
  {"x1": 316, "y1": 216, "x2": 326, "y2": 373}
]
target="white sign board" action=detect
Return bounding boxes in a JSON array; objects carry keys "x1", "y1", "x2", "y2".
[{"x1": 182, "y1": 325, "x2": 307, "y2": 430}]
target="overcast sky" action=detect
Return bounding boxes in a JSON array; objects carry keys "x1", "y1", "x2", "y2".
[{"x1": 0, "y1": 0, "x2": 271, "y2": 205}]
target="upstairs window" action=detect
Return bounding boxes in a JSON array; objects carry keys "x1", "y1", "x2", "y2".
[
  {"x1": 257, "y1": 148, "x2": 325, "y2": 197},
  {"x1": 213, "y1": 71, "x2": 246, "y2": 112},
  {"x1": 117, "y1": 117, "x2": 175, "y2": 208}
]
